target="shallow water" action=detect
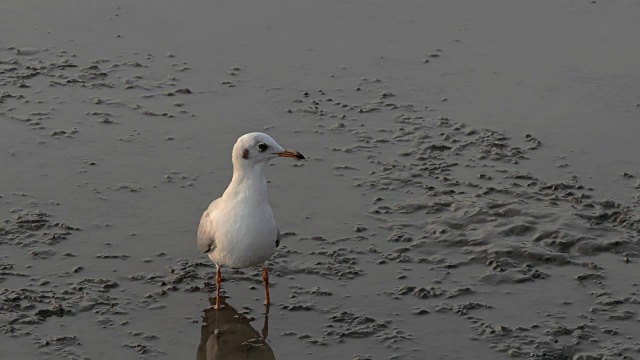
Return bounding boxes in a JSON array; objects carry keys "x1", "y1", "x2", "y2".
[{"x1": 1, "y1": 1, "x2": 640, "y2": 359}]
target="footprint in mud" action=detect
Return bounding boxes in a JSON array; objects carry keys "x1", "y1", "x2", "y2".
[{"x1": 198, "y1": 297, "x2": 274, "y2": 360}]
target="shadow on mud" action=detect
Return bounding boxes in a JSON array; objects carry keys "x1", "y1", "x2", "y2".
[{"x1": 197, "y1": 297, "x2": 275, "y2": 360}]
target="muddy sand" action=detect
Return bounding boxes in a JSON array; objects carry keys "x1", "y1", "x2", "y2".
[{"x1": 1, "y1": 1, "x2": 640, "y2": 359}]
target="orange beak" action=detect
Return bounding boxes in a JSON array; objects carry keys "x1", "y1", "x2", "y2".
[{"x1": 276, "y1": 149, "x2": 305, "y2": 160}]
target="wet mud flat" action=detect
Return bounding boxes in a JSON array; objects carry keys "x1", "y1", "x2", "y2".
[{"x1": 2, "y1": 1, "x2": 640, "y2": 359}]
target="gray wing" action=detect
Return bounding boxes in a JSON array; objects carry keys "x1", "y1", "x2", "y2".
[
  {"x1": 197, "y1": 201, "x2": 218, "y2": 253},
  {"x1": 275, "y1": 227, "x2": 281, "y2": 248}
]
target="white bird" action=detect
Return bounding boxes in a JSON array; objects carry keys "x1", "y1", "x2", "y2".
[{"x1": 197, "y1": 132, "x2": 305, "y2": 309}]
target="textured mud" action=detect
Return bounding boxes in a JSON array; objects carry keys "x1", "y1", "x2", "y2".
[{"x1": 2, "y1": 1, "x2": 640, "y2": 359}]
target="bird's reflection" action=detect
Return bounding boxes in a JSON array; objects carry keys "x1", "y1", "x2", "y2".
[{"x1": 197, "y1": 297, "x2": 275, "y2": 360}]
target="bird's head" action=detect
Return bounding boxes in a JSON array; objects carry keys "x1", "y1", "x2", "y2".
[{"x1": 232, "y1": 132, "x2": 305, "y2": 168}]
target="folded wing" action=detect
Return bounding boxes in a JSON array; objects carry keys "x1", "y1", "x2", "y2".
[{"x1": 197, "y1": 200, "x2": 218, "y2": 253}]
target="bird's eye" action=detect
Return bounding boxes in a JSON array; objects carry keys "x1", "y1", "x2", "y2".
[{"x1": 258, "y1": 143, "x2": 268, "y2": 152}]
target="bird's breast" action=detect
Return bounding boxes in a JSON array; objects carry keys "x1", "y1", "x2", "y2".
[{"x1": 212, "y1": 200, "x2": 278, "y2": 267}]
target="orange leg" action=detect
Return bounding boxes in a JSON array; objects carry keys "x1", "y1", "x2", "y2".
[
  {"x1": 215, "y1": 266, "x2": 222, "y2": 310},
  {"x1": 262, "y1": 265, "x2": 271, "y2": 306}
]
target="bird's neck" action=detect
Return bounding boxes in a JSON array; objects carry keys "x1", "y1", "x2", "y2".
[{"x1": 222, "y1": 163, "x2": 269, "y2": 203}]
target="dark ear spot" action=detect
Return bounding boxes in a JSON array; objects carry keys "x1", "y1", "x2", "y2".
[{"x1": 242, "y1": 148, "x2": 250, "y2": 159}]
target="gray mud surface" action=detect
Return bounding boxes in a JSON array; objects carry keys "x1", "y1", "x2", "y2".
[{"x1": 2, "y1": 1, "x2": 640, "y2": 359}]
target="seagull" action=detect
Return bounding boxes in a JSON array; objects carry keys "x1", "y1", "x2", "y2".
[{"x1": 197, "y1": 132, "x2": 305, "y2": 309}]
